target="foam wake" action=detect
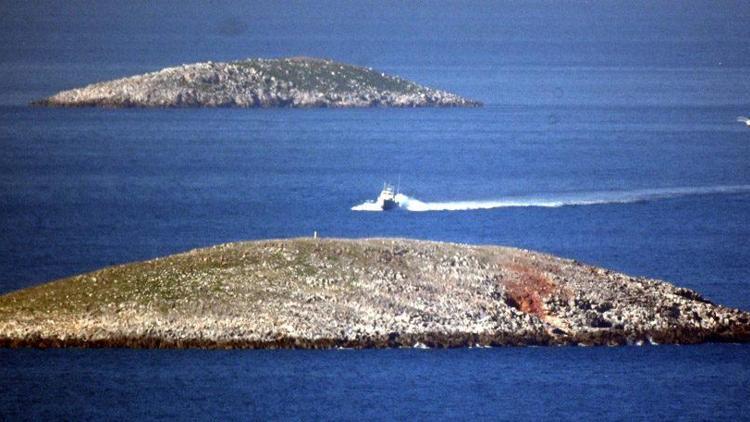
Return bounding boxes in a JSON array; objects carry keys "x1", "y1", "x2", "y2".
[{"x1": 351, "y1": 185, "x2": 750, "y2": 212}]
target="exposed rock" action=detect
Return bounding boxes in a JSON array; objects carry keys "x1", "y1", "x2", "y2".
[
  {"x1": 31, "y1": 57, "x2": 482, "y2": 108},
  {"x1": 0, "y1": 238, "x2": 747, "y2": 349}
]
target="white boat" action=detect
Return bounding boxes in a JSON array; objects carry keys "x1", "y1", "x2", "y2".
[{"x1": 377, "y1": 183, "x2": 398, "y2": 210}]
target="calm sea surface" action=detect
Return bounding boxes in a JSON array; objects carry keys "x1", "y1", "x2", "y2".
[{"x1": 1, "y1": 1, "x2": 749, "y2": 420}]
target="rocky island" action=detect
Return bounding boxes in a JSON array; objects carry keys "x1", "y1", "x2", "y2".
[
  {"x1": 32, "y1": 57, "x2": 481, "y2": 108},
  {"x1": 1, "y1": 238, "x2": 748, "y2": 349}
]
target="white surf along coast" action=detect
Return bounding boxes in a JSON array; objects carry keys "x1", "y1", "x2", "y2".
[{"x1": 351, "y1": 184, "x2": 750, "y2": 212}]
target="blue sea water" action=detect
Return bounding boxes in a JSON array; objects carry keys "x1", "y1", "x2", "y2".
[
  {"x1": 1, "y1": 1, "x2": 750, "y2": 420},
  {"x1": 1, "y1": 346, "x2": 749, "y2": 420}
]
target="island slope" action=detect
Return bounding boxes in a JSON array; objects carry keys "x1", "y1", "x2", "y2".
[
  {"x1": 1, "y1": 238, "x2": 748, "y2": 349},
  {"x1": 32, "y1": 57, "x2": 482, "y2": 108}
]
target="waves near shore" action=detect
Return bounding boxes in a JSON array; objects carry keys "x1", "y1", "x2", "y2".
[{"x1": 352, "y1": 184, "x2": 750, "y2": 212}]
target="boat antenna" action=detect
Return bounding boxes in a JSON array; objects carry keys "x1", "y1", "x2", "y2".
[{"x1": 397, "y1": 174, "x2": 401, "y2": 195}]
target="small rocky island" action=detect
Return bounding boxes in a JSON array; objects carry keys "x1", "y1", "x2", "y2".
[
  {"x1": 32, "y1": 57, "x2": 481, "y2": 108},
  {"x1": 1, "y1": 238, "x2": 747, "y2": 349}
]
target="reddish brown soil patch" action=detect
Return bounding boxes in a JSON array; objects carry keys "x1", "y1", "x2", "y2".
[{"x1": 502, "y1": 262, "x2": 557, "y2": 318}]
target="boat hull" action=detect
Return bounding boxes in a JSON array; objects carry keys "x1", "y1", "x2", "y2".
[{"x1": 382, "y1": 199, "x2": 397, "y2": 210}]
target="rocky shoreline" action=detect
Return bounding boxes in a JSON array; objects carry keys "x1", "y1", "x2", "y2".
[
  {"x1": 1, "y1": 238, "x2": 748, "y2": 349},
  {"x1": 32, "y1": 57, "x2": 482, "y2": 108}
]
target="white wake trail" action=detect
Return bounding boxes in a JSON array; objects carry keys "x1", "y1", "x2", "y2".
[
  {"x1": 351, "y1": 185, "x2": 750, "y2": 212},
  {"x1": 350, "y1": 201, "x2": 386, "y2": 211}
]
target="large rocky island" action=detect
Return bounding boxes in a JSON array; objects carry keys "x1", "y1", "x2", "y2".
[
  {"x1": 1, "y1": 238, "x2": 747, "y2": 349},
  {"x1": 32, "y1": 57, "x2": 481, "y2": 108}
]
